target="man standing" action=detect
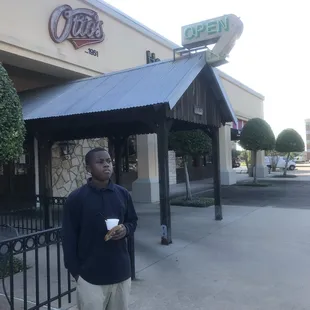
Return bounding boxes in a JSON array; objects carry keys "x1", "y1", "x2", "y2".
[{"x1": 62, "y1": 148, "x2": 138, "y2": 310}]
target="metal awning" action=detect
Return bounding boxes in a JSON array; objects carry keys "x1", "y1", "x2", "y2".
[{"x1": 20, "y1": 52, "x2": 236, "y2": 124}]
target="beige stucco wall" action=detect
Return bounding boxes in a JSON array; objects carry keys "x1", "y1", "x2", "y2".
[
  {"x1": 0, "y1": 0, "x2": 173, "y2": 78},
  {"x1": 218, "y1": 70, "x2": 264, "y2": 120},
  {"x1": 1, "y1": 0, "x2": 266, "y2": 195},
  {"x1": 0, "y1": 0, "x2": 177, "y2": 197}
]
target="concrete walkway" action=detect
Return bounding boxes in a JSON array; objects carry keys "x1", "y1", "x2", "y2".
[
  {"x1": 129, "y1": 203, "x2": 310, "y2": 310},
  {"x1": 64, "y1": 201, "x2": 310, "y2": 310},
  {"x1": 3, "y1": 171, "x2": 309, "y2": 309}
]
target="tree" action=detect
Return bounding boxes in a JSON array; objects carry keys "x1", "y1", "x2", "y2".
[
  {"x1": 239, "y1": 118, "x2": 275, "y2": 183},
  {"x1": 232, "y1": 149, "x2": 241, "y2": 159},
  {"x1": 169, "y1": 130, "x2": 211, "y2": 200},
  {"x1": 265, "y1": 149, "x2": 282, "y2": 172},
  {"x1": 275, "y1": 128, "x2": 304, "y2": 176},
  {"x1": 0, "y1": 64, "x2": 25, "y2": 163},
  {"x1": 239, "y1": 149, "x2": 251, "y2": 170}
]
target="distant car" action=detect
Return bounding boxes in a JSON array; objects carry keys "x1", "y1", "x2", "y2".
[
  {"x1": 265, "y1": 156, "x2": 296, "y2": 171},
  {"x1": 294, "y1": 156, "x2": 305, "y2": 163}
]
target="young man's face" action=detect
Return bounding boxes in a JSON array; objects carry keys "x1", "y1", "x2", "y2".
[{"x1": 87, "y1": 150, "x2": 113, "y2": 182}]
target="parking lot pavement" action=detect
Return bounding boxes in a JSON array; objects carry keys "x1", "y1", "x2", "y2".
[{"x1": 203, "y1": 179, "x2": 310, "y2": 208}]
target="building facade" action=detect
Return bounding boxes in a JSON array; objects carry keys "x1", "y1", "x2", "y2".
[
  {"x1": 305, "y1": 119, "x2": 310, "y2": 161},
  {"x1": 0, "y1": 0, "x2": 266, "y2": 203}
]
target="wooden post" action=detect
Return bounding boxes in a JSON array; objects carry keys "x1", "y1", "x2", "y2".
[
  {"x1": 211, "y1": 127, "x2": 222, "y2": 221},
  {"x1": 127, "y1": 233, "x2": 136, "y2": 280},
  {"x1": 114, "y1": 137, "x2": 122, "y2": 185},
  {"x1": 108, "y1": 138, "x2": 114, "y2": 159},
  {"x1": 157, "y1": 119, "x2": 172, "y2": 245},
  {"x1": 124, "y1": 138, "x2": 130, "y2": 173},
  {"x1": 114, "y1": 136, "x2": 135, "y2": 279},
  {"x1": 38, "y1": 138, "x2": 53, "y2": 229}
]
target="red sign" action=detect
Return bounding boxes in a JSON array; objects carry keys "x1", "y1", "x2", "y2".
[{"x1": 48, "y1": 5, "x2": 105, "y2": 49}]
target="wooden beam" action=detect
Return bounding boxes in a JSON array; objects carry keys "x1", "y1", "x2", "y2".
[
  {"x1": 157, "y1": 118, "x2": 172, "y2": 245},
  {"x1": 211, "y1": 127, "x2": 223, "y2": 220}
]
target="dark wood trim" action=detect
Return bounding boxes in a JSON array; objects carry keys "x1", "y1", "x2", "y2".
[{"x1": 211, "y1": 127, "x2": 222, "y2": 220}]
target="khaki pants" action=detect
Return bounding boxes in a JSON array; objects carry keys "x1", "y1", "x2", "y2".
[{"x1": 77, "y1": 276, "x2": 131, "y2": 310}]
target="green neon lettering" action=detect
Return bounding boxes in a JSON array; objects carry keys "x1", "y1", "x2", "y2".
[
  {"x1": 219, "y1": 17, "x2": 229, "y2": 32},
  {"x1": 207, "y1": 21, "x2": 218, "y2": 35},
  {"x1": 196, "y1": 23, "x2": 206, "y2": 38},
  {"x1": 184, "y1": 27, "x2": 195, "y2": 40}
]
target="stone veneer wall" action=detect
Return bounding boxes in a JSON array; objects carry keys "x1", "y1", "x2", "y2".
[
  {"x1": 52, "y1": 138, "x2": 108, "y2": 197},
  {"x1": 52, "y1": 138, "x2": 178, "y2": 197},
  {"x1": 168, "y1": 150, "x2": 177, "y2": 185}
]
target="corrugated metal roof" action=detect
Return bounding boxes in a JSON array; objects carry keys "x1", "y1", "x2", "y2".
[
  {"x1": 21, "y1": 52, "x2": 236, "y2": 124},
  {"x1": 211, "y1": 68, "x2": 238, "y2": 125}
]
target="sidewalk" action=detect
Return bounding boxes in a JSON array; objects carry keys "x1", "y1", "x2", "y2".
[
  {"x1": 130, "y1": 203, "x2": 310, "y2": 309},
  {"x1": 2, "y1": 200, "x2": 310, "y2": 310},
  {"x1": 169, "y1": 172, "x2": 250, "y2": 198},
  {"x1": 68, "y1": 203, "x2": 310, "y2": 309}
]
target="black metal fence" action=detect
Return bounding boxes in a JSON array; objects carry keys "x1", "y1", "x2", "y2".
[
  {"x1": 0, "y1": 195, "x2": 135, "y2": 309},
  {"x1": 0, "y1": 227, "x2": 75, "y2": 310},
  {"x1": 0, "y1": 196, "x2": 65, "y2": 235}
]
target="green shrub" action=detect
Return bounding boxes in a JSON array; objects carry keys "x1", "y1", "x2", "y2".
[
  {"x1": 239, "y1": 118, "x2": 275, "y2": 183},
  {"x1": 273, "y1": 175, "x2": 297, "y2": 179},
  {"x1": 170, "y1": 197, "x2": 214, "y2": 208},
  {"x1": 276, "y1": 129, "x2": 305, "y2": 153},
  {"x1": 237, "y1": 182, "x2": 271, "y2": 187},
  {"x1": 0, "y1": 256, "x2": 28, "y2": 279},
  {"x1": 0, "y1": 64, "x2": 25, "y2": 163},
  {"x1": 275, "y1": 128, "x2": 304, "y2": 176},
  {"x1": 240, "y1": 118, "x2": 275, "y2": 152}
]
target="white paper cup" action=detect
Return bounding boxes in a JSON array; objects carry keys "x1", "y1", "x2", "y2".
[{"x1": 105, "y1": 218, "x2": 119, "y2": 230}]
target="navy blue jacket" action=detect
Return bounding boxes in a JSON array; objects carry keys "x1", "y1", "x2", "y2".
[{"x1": 62, "y1": 179, "x2": 138, "y2": 285}]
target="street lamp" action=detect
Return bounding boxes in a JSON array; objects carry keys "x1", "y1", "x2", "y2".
[{"x1": 58, "y1": 141, "x2": 76, "y2": 157}]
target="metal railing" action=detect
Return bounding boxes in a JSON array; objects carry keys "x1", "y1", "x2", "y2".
[
  {"x1": 0, "y1": 195, "x2": 136, "y2": 309},
  {"x1": 0, "y1": 196, "x2": 64, "y2": 235},
  {"x1": 0, "y1": 227, "x2": 75, "y2": 310}
]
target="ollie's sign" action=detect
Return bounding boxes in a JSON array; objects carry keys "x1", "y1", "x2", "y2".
[{"x1": 48, "y1": 5, "x2": 105, "y2": 49}]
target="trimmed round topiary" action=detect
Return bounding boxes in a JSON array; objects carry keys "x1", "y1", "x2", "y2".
[
  {"x1": 276, "y1": 128, "x2": 305, "y2": 153},
  {"x1": 239, "y1": 118, "x2": 275, "y2": 151},
  {"x1": 0, "y1": 64, "x2": 25, "y2": 163},
  {"x1": 169, "y1": 129, "x2": 211, "y2": 156}
]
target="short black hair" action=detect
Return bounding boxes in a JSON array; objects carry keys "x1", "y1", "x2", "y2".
[{"x1": 85, "y1": 147, "x2": 108, "y2": 165}]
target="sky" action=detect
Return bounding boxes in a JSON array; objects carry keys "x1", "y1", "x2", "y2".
[{"x1": 104, "y1": 0, "x2": 309, "y2": 142}]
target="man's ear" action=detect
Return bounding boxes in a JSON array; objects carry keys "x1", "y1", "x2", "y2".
[{"x1": 86, "y1": 165, "x2": 91, "y2": 174}]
